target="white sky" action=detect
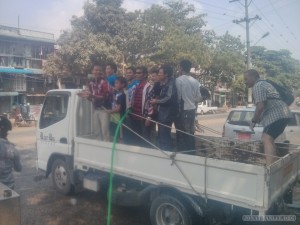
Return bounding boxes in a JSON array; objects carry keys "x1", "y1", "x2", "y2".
[{"x1": 0, "y1": 0, "x2": 299, "y2": 60}]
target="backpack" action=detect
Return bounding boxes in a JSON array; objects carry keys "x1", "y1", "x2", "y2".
[
  {"x1": 199, "y1": 86, "x2": 211, "y2": 101},
  {"x1": 263, "y1": 80, "x2": 294, "y2": 106}
]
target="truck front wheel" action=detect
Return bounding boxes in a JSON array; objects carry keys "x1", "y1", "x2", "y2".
[
  {"x1": 150, "y1": 194, "x2": 192, "y2": 225},
  {"x1": 51, "y1": 158, "x2": 73, "y2": 195}
]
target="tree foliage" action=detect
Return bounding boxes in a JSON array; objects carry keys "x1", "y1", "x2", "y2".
[
  {"x1": 251, "y1": 46, "x2": 300, "y2": 91},
  {"x1": 43, "y1": 0, "x2": 300, "y2": 98},
  {"x1": 200, "y1": 32, "x2": 246, "y2": 93}
]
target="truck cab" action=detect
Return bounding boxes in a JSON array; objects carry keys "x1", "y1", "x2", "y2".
[{"x1": 37, "y1": 90, "x2": 74, "y2": 173}]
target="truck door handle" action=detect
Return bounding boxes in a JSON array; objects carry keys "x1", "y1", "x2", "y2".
[
  {"x1": 60, "y1": 137, "x2": 67, "y2": 144},
  {"x1": 290, "y1": 130, "x2": 294, "y2": 132}
]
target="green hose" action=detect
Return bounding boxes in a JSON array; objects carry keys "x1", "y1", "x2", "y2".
[{"x1": 106, "y1": 109, "x2": 130, "y2": 225}]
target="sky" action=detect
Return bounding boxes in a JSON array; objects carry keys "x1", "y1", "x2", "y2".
[{"x1": 0, "y1": 0, "x2": 299, "y2": 60}]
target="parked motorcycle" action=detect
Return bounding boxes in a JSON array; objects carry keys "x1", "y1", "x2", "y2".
[{"x1": 9, "y1": 107, "x2": 35, "y2": 127}]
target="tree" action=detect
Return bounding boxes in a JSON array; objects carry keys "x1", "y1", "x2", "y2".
[
  {"x1": 201, "y1": 32, "x2": 246, "y2": 96},
  {"x1": 45, "y1": 0, "x2": 212, "y2": 76},
  {"x1": 45, "y1": 0, "x2": 129, "y2": 76},
  {"x1": 251, "y1": 46, "x2": 300, "y2": 91}
]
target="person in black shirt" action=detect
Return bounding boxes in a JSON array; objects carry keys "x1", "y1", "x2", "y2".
[{"x1": 150, "y1": 65, "x2": 178, "y2": 151}]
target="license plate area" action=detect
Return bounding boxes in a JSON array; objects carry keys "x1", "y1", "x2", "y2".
[{"x1": 236, "y1": 132, "x2": 251, "y2": 141}]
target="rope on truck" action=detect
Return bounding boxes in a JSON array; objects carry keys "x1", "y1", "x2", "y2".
[{"x1": 106, "y1": 111, "x2": 286, "y2": 225}]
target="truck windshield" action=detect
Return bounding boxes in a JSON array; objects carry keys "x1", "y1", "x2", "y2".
[{"x1": 39, "y1": 94, "x2": 69, "y2": 129}]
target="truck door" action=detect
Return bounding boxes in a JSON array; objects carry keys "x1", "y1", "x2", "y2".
[{"x1": 37, "y1": 92, "x2": 71, "y2": 171}]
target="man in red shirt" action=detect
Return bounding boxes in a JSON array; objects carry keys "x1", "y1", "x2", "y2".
[
  {"x1": 81, "y1": 64, "x2": 111, "y2": 141},
  {"x1": 130, "y1": 66, "x2": 152, "y2": 146}
]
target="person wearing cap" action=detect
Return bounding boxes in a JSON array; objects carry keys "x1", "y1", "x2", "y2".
[{"x1": 0, "y1": 116, "x2": 22, "y2": 189}]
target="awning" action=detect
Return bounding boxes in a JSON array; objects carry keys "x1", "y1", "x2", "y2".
[
  {"x1": 26, "y1": 93, "x2": 46, "y2": 97},
  {"x1": 0, "y1": 92, "x2": 18, "y2": 96},
  {"x1": 0, "y1": 68, "x2": 33, "y2": 74}
]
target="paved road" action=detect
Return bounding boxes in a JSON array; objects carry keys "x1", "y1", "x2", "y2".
[
  {"x1": 196, "y1": 113, "x2": 228, "y2": 136},
  {"x1": 10, "y1": 126, "x2": 150, "y2": 225},
  {"x1": 9, "y1": 126, "x2": 36, "y2": 148},
  {"x1": 7, "y1": 114, "x2": 300, "y2": 225}
]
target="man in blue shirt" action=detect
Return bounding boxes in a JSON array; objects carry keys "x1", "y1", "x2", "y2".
[
  {"x1": 125, "y1": 66, "x2": 139, "y2": 108},
  {"x1": 105, "y1": 62, "x2": 118, "y2": 87}
]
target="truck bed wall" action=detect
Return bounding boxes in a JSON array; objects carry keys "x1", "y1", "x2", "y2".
[{"x1": 74, "y1": 137, "x2": 270, "y2": 211}]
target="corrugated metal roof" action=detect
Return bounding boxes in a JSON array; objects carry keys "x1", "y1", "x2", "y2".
[
  {"x1": 0, "y1": 68, "x2": 33, "y2": 74},
  {"x1": 0, "y1": 92, "x2": 18, "y2": 96}
]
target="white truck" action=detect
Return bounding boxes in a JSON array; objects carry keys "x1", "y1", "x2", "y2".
[
  {"x1": 197, "y1": 100, "x2": 218, "y2": 115},
  {"x1": 36, "y1": 89, "x2": 300, "y2": 225}
]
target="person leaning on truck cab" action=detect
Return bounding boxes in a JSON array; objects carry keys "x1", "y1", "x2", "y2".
[
  {"x1": 80, "y1": 64, "x2": 112, "y2": 141},
  {"x1": 244, "y1": 69, "x2": 292, "y2": 165},
  {"x1": 0, "y1": 116, "x2": 22, "y2": 189}
]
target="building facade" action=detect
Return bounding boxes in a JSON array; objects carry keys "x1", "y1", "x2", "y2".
[{"x1": 0, "y1": 25, "x2": 55, "y2": 114}]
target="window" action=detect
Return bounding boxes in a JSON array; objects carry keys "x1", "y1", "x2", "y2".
[
  {"x1": 295, "y1": 113, "x2": 300, "y2": 126},
  {"x1": 39, "y1": 93, "x2": 69, "y2": 129},
  {"x1": 227, "y1": 110, "x2": 262, "y2": 127},
  {"x1": 288, "y1": 112, "x2": 300, "y2": 126},
  {"x1": 228, "y1": 111, "x2": 243, "y2": 122}
]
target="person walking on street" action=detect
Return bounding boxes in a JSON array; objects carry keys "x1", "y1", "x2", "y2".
[
  {"x1": 244, "y1": 69, "x2": 292, "y2": 165},
  {"x1": 0, "y1": 116, "x2": 22, "y2": 189},
  {"x1": 150, "y1": 65, "x2": 178, "y2": 151},
  {"x1": 175, "y1": 60, "x2": 201, "y2": 151}
]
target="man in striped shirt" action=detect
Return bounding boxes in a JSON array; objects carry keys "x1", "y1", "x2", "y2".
[{"x1": 244, "y1": 69, "x2": 292, "y2": 164}]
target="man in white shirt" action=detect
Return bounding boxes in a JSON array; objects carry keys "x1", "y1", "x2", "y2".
[{"x1": 175, "y1": 60, "x2": 201, "y2": 151}]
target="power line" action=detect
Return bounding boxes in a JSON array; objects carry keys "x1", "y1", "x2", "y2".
[
  {"x1": 267, "y1": 0, "x2": 298, "y2": 41},
  {"x1": 256, "y1": 0, "x2": 298, "y2": 14},
  {"x1": 192, "y1": 0, "x2": 242, "y2": 14},
  {"x1": 252, "y1": 23, "x2": 286, "y2": 50},
  {"x1": 251, "y1": 1, "x2": 299, "y2": 51}
]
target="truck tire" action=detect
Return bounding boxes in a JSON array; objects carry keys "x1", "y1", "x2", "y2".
[
  {"x1": 150, "y1": 194, "x2": 192, "y2": 225},
  {"x1": 51, "y1": 158, "x2": 73, "y2": 195}
]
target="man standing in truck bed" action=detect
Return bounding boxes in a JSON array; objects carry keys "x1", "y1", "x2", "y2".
[
  {"x1": 244, "y1": 69, "x2": 292, "y2": 164},
  {"x1": 175, "y1": 60, "x2": 201, "y2": 151},
  {"x1": 82, "y1": 64, "x2": 111, "y2": 141}
]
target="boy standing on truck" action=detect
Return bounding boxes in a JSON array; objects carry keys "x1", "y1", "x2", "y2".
[
  {"x1": 125, "y1": 66, "x2": 139, "y2": 108},
  {"x1": 80, "y1": 64, "x2": 111, "y2": 141},
  {"x1": 144, "y1": 67, "x2": 161, "y2": 144},
  {"x1": 123, "y1": 67, "x2": 139, "y2": 145},
  {"x1": 106, "y1": 77, "x2": 127, "y2": 140},
  {"x1": 0, "y1": 116, "x2": 22, "y2": 189}
]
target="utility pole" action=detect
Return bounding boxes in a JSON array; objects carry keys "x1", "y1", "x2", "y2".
[{"x1": 230, "y1": 0, "x2": 261, "y2": 104}]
